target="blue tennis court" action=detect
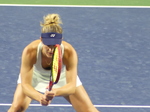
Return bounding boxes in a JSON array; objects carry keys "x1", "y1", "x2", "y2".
[{"x1": 0, "y1": 5, "x2": 150, "y2": 112}]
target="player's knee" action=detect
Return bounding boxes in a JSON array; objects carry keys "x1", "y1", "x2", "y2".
[
  {"x1": 82, "y1": 106, "x2": 99, "y2": 112},
  {"x1": 88, "y1": 107, "x2": 100, "y2": 112},
  {"x1": 8, "y1": 104, "x2": 26, "y2": 112}
]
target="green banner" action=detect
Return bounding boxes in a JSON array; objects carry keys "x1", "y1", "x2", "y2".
[{"x1": 0, "y1": 0, "x2": 150, "y2": 6}]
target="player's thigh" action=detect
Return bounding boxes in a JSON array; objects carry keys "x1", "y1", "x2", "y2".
[
  {"x1": 64, "y1": 85, "x2": 99, "y2": 112},
  {"x1": 10, "y1": 84, "x2": 32, "y2": 111}
]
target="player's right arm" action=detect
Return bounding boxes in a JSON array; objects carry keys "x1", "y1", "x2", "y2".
[
  {"x1": 20, "y1": 41, "x2": 42, "y2": 101},
  {"x1": 20, "y1": 41, "x2": 51, "y2": 105}
]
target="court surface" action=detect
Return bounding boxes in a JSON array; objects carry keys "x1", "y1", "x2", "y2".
[{"x1": 0, "y1": 5, "x2": 150, "y2": 112}]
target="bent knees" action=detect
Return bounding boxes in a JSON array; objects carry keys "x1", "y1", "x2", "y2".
[
  {"x1": 7, "y1": 84, "x2": 32, "y2": 112},
  {"x1": 8, "y1": 104, "x2": 27, "y2": 112},
  {"x1": 8, "y1": 96, "x2": 31, "y2": 112}
]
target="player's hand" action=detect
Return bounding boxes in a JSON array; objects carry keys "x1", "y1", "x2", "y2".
[
  {"x1": 40, "y1": 95, "x2": 51, "y2": 106},
  {"x1": 45, "y1": 90, "x2": 55, "y2": 101}
]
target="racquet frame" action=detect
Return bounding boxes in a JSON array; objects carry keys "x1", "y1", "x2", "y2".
[{"x1": 49, "y1": 44, "x2": 62, "y2": 91}]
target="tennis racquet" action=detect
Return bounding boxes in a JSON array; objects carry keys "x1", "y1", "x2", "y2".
[{"x1": 48, "y1": 44, "x2": 62, "y2": 91}]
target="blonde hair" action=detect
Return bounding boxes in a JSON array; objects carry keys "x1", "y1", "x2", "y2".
[{"x1": 40, "y1": 14, "x2": 63, "y2": 33}]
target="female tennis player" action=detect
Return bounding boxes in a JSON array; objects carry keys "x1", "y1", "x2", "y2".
[{"x1": 7, "y1": 14, "x2": 100, "y2": 112}]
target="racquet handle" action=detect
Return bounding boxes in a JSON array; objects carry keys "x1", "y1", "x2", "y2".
[{"x1": 49, "y1": 81, "x2": 53, "y2": 91}]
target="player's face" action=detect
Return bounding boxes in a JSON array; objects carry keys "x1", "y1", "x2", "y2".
[{"x1": 43, "y1": 45, "x2": 55, "y2": 58}]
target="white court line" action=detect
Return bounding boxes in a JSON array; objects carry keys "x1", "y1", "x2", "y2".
[
  {"x1": 1, "y1": 104, "x2": 150, "y2": 108},
  {"x1": 0, "y1": 4, "x2": 150, "y2": 8}
]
